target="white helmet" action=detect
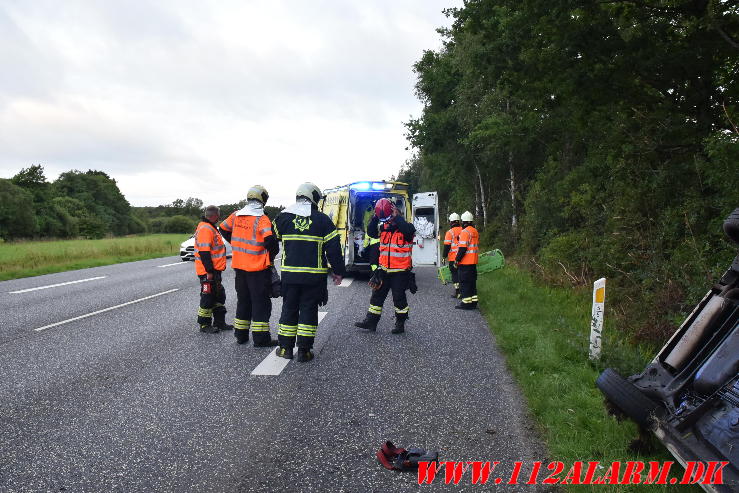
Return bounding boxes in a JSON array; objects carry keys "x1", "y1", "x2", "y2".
[
  {"x1": 449, "y1": 212, "x2": 460, "y2": 222},
  {"x1": 247, "y1": 185, "x2": 269, "y2": 204},
  {"x1": 461, "y1": 211, "x2": 474, "y2": 222},
  {"x1": 296, "y1": 182, "x2": 323, "y2": 205}
]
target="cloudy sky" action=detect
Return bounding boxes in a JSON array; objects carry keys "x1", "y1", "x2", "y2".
[{"x1": 0, "y1": 0, "x2": 458, "y2": 207}]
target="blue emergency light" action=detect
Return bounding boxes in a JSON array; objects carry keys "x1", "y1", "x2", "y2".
[{"x1": 350, "y1": 182, "x2": 371, "y2": 191}]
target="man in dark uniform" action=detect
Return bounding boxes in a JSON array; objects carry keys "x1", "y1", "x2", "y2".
[
  {"x1": 273, "y1": 182, "x2": 346, "y2": 362},
  {"x1": 354, "y1": 198, "x2": 416, "y2": 334}
]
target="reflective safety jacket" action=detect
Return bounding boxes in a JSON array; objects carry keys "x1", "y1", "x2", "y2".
[
  {"x1": 194, "y1": 221, "x2": 227, "y2": 275},
  {"x1": 274, "y1": 208, "x2": 346, "y2": 284},
  {"x1": 220, "y1": 213, "x2": 273, "y2": 272},
  {"x1": 457, "y1": 226, "x2": 480, "y2": 265},
  {"x1": 366, "y1": 215, "x2": 415, "y2": 272},
  {"x1": 443, "y1": 226, "x2": 462, "y2": 261}
]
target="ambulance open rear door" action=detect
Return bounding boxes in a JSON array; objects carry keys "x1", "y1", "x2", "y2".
[{"x1": 411, "y1": 192, "x2": 440, "y2": 266}]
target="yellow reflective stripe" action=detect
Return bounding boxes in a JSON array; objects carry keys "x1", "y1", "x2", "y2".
[
  {"x1": 198, "y1": 308, "x2": 213, "y2": 317},
  {"x1": 323, "y1": 230, "x2": 338, "y2": 241},
  {"x1": 234, "y1": 318, "x2": 251, "y2": 330},
  {"x1": 368, "y1": 305, "x2": 383, "y2": 315},
  {"x1": 379, "y1": 267, "x2": 407, "y2": 273},
  {"x1": 282, "y1": 266, "x2": 328, "y2": 273},
  {"x1": 297, "y1": 324, "x2": 317, "y2": 336},
  {"x1": 281, "y1": 235, "x2": 324, "y2": 242},
  {"x1": 394, "y1": 306, "x2": 409, "y2": 314},
  {"x1": 278, "y1": 324, "x2": 297, "y2": 336}
]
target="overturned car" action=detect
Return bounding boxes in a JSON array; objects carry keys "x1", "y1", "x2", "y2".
[{"x1": 597, "y1": 207, "x2": 739, "y2": 493}]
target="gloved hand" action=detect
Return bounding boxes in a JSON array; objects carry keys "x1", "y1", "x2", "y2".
[
  {"x1": 368, "y1": 269, "x2": 383, "y2": 291},
  {"x1": 269, "y1": 266, "x2": 281, "y2": 298},
  {"x1": 331, "y1": 273, "x2": 343, "y2": 286},
  {"x1": 408, "y1": 272, "x2": 418, "y2": 294}
]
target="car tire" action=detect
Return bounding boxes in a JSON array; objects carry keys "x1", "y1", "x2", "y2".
[{"x1": 596, "y1": 368, "x2": 661, "y2": 427}]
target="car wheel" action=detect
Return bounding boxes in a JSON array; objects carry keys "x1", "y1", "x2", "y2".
[{"x1": 596, "y1": 368, "x2": 661, "y2": 427}]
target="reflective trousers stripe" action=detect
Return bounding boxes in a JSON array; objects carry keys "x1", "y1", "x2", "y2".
[
  {"x1": 234, "y1": 318, "x2": 251, "y2": 330},
  {"x1": 394, "y1": 306, "x2": 409, "y2": 314},
  {"x1": 296, "y1": 324, "x2": 317, "y2": 337},
  {"x1": 251, "y1": 321, "x2": 270, "y2": 332},
  {"x1": 198, "y1": 307, "x2": 213, "y2": 317},
  {"x1": 368, "y1": 304, "x2": 382, "y2": 315},
  {"x1": 278, "y1": 324, "x2": 297, "y2": 337}
]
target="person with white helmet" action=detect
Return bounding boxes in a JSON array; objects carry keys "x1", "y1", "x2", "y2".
[
  {"x1": 453, "y1": 211, "x2": 479, "y2": 310},
  {"x1": 272, "y1": 183, "x2": 346, "y2": 362},
  {"x1": 442, "y1": 212, "x2": 463, "y2": 299},
  {"x1": 219, "y1": 185, "x2": 279, "y2": 347}
]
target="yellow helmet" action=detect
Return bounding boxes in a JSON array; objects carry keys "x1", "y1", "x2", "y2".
[
  {"x1": 296, "y1": 182, "x2": 322, "y2": 205},
  {"x1": 247, "y1": 185, "x2": 269, "y2": 204}
]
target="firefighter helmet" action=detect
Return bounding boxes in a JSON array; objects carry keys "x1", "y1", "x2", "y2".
[
  {"x1": 449, "y1": 212, "x2": 460, "y2": 222},
  {"x1": 375, "y1": 198, "x2": 394, "y2": 222},
  {"x1": 247, "y1": 185, "x2": 269, "y2": 204},
  {"x1": 296, "y1": 182, "x2": 322, "y2": 205},
  {"x1": 461, "y1": 211, "x2": 474, "y2": 222}
]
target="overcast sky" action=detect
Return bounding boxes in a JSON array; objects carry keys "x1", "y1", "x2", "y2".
[{"x1": 0, "y1": 0, "x2": 459, "y2": 207}]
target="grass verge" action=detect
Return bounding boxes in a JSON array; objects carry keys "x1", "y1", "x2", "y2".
[
  {"x1": 478, "y1": 264, "x2": 700, "y2": 492},
  {"x1": 0, "y1": 234, "x2": 187, "y2": 281}
]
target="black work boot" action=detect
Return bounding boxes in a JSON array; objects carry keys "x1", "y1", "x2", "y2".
[
  {"x1": 354, "y1": 313, "x2": 379, "y2": 332},
  {"x1": 455, "y1": 302, "x2": 477, "y2": 310},
  {"x1": 214, "y1": 321, "x2": 234, "y2": 331},
  {"x1": 253, "y1": 333, "x2": 279, "y2": 347},
  {"x1": 199, "y1": 324, "x2": 220, "y2": 334},
  {"x1": 297, "y1": 348, "x2": 314, "y2": 363},
  {"x1": 275, "y1": 346, "x2": 294, "y2": 359},
  {"x1": 234, "y1": 330, "x2": 250, "y2": 345},
  {"x1": 213, "y1": 311, "x2": 233, "y2": 331},
  {"x1": 391, "y1": 318, "x2": 405, "y2": 334}
]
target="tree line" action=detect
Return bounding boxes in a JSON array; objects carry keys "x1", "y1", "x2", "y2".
[
  {"x1": 401, "y1": 0, "x2": 738, "y2": 342},
  {"x1": 0, "y1": 165, "x2": 282, "y2": 241}
]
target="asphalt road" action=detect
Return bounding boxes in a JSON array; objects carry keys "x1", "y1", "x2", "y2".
[{"x1": 0, "y1": 257, "x2": 550, "y2": 492}]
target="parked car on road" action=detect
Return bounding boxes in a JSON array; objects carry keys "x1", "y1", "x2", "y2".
[
  {"x1": 179, "y1": 235, "x2": 232, "y2": 261},
  {"x1": 597, "y1": 207, "x2": 739, "y2": 493}
]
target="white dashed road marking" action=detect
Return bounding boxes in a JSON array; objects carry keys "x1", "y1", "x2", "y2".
[
  {"x1": 158, "y1": 261, "x2": 189, "y2": 268},
  {"x1": 251, "y1": 311, "x2": 328, "y2": 376},
  {"x1": 34, "y1": 289, "x2": 179, "y2": 332},
  {"x1": 9, "y1": 276, "x2": 107, "y2": 294},
  {"x1": 338, "y1": 277, "x2": 353, "y2": 287}
]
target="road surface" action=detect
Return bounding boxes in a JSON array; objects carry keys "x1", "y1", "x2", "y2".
[{"x1": 0, "y1": 257, "x2": 549, "y2": 492}]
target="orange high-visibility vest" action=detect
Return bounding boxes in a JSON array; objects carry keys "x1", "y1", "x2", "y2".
[
  {"x1": 220, "y1": 213, "x2": 272, "y2": 272},
  {"x1": 194, "y1": 221, "x2": 227, "y2": 275},
  {"x1": 379, "y1": 223, "x2": 413, "y2": 271},
  {"x1": 457, "y1": 226, "x2": 479, "y2": 265},
  {"x1": 444, "y1": 226, "x2": 462, "y2": 262}
]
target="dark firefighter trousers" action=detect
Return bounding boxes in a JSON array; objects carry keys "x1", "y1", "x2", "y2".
[
  {"x1": 278, "y1": 282, "x2": 325, "y2": 350},
  {"x1": 458, "y1": 264, "x2": 478, "y2": 306},
  {"x1": 449, "y1": 262, "x2": 459, "y2": 295},
  {"x1": 234, "y1": 268, "x2": 272, "y2": 345},
  {"x1": 366, "y1": 270, "x2": 410, "y2": 322},
  {"x1": 197, "y1": 271, "x2": 226, "y2": 327}
]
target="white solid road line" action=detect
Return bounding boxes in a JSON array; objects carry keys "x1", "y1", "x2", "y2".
[
  {"x1": 251, "y1": 311, "x2": 328, "y2": 376},
  {"x1": 158, "y1": 262, "x2": 188, "y2": 268},
  {"x1": 34, "y1": 289, "x2": 179, "y2": 332},
  {"x1": 9, "y1": 276, "x2": 107, "y2": 294},
  {"x1": 338, "y1": 277, "x2": 353, "y2": 287}
]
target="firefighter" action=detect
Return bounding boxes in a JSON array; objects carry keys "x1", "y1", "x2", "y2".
[
  {"x1": 194, "y1": 205, "x2": 230, "y2": 333},
  {"x1": 363, "y1": 200, "x2": 380, "y2": 271},
  {"x1": 219, "y1": 185, "x2": 279, "y2": 347},
  {"x1": 442, "y1": 212, "x2": 462, "y2": 298},
  {"x1": 273, "y1": 183, "x2": 345, "y2": 362},
  {"x1": 354, "y1": 198, "x2": 416, "y2": 334},
  {"x1": 454, "y1": 211, "x2": 479, "y2": 310}
]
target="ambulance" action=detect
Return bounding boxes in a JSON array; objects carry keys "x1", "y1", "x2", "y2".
[{"x1": 319, "y1": 180, "x2": 440, "y2": 272}]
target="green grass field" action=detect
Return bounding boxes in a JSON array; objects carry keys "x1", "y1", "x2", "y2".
[
  {"x1": 0, "y1": 234, "x2": 188, "y2": 281},
  {"x1": 477, "y1": 265, "x2": 700, "y2": 492}
]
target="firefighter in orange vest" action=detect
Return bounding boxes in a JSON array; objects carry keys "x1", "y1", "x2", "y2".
[
  {"x1": 442, "y1": 212, "x2": 462, "y2": 299},
  {"x1": 194, "y1": 205, "x2": 230, "y2": 333},
  {"x1": 355, "y1": 198, "x2": 416, "y2": 334},
  {"x1": 219, "y1": 185, "x2": 280, "y2": 347},
  {"x1": 453, "y1": 211, "x2": 479, "y2": 309}
]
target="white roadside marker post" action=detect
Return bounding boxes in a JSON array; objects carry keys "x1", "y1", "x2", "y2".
[{"x1": 589, "y1": 277, "x2": 606, "y2": 361}]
